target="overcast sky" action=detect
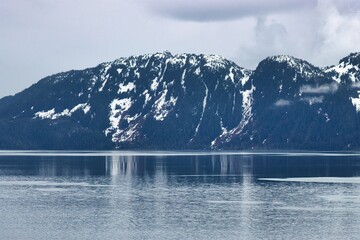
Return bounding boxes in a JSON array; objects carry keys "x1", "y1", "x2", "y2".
[{"x1": 0, "y1": 0, "x2": 359, "y2": 97}]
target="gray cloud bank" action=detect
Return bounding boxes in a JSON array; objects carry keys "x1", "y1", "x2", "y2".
[
  {"x1": 139, "y1": 0, "x2": 360, "y2": 22},
  {"x1": 0, "y1": 0, "x2": 359, "y2": 98},
  {"x1": 140, "y1": 0, "x2": 316, "y2": 21}
]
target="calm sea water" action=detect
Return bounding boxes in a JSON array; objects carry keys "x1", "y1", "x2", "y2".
[{"x1": 0, "y1": 151, "x2": 360, "y2": 240}]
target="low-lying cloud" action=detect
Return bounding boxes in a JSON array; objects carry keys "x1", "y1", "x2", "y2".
[
  {"x1": 351, "y1": 82, "x2": 360, "y2": 88},
  {"x1": 274, "y1": 99, "x2": 293, "y2": 107},
  {"x1": 300, "y1": 83, "x2": 339, "y2": 94},
  {"x1": 301, "y1": 96, "x2": 325, "y2": 105}
]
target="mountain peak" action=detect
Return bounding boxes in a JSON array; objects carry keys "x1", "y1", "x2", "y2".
[
  {"x1": 325, "y1": 52, "x2": 360, "y2": 83},
  {"x1": 154, "y1": 50, "x2": 173, "y2": 58},
  {"x1": 339, "y1": 52, "x2": 360, "y2": 65},
  {"x1": 266, "y1": 55, "x2": 313, "y2": 68},
  {"x1": 268, "y1": 54, "x2": 299, "y2": 62},
  {"x1": 202, "y1": 54, "x2": 229, "y2": 71},
  {"x1": 108, "y1": 52, "x2": 251, "y2": 78},
  {"x1": 258, "y1": 55, "x2": 322, "y2": 81}
]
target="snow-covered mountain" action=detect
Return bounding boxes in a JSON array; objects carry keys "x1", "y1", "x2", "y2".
[{"x1": 0, "y1": 51, "x2": 359, "y2": 150}]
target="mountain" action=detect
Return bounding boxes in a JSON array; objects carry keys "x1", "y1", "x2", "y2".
[
  {"x1": 218, "y1": 54, "x2": 360, "y2": 150},
  {"x1": 0, "y1": 51, "x2": 359, "y2": 150}
]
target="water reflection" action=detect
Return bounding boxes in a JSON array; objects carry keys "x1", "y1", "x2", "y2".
[
  {"x1": 0, "y1": 154, "x2": 359, "y2": 179},
  {"x1": 0, "y1": 153, "x2": 360, "y2": 240},
  {"x1": 104, "y1": 154, "x2": 249, "y2": 178},
  {"x1": 105, "y1": 155, "x2": 137, "y2": 176}
]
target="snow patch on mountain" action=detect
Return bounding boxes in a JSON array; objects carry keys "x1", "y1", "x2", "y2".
[
  {"x1": 115, "y1": 124, "x2": 140, "y2": 143},
  {"x1": 226, "y1": 67, "x2": 235, "y2": 83},
  {"x1": 106, "y1": 98, "x2": 133, "y2": 137},
  {"x1": 241, "y1": 73, "x2": 250, "y2": 86},
  {"x1": 134, "y1": 68, "x2": 140, "y2": 79},
  {"x1": 189, "y1": 55, "x2": 200, "y2": 67},
  {"x1": 204, "y1": 55, "x2": 227, "y2": 71},
  {"x1": 111, "y1": 113, "x2": 142, "y2": 143},
  {"x1": 235, "y1": 84, "x2": 256, "y2": 135},
  {"x1": 181, "y1": 69, "x2": 187, "y2": 92},
  {"x1": 351, "y1": 97, "x2": 360, "y2": 112},
  {"x1": 270, "y1": 55, "x2": 298, "y2": 66},
  {"x1": 99, "y1": 62, "x2": 112, "y2": 92},
  {"x1": 153, "y1": 89, "x2": 178, "y2": 121},
  {"x1": 194, "y1": 67, "x2": 201, "y2": 76},
  {"x1": 325, "y1": 62, "x2": 359, "y2": 83},
  {"x1": 34, "y1": 103, "x2": 91, "y2": 120},
  {"x1": 71, "y1": 103, "x2": 91, "y2": 114},
  {"x1": 151, "y1": 77, "x2": 160, "y2": 91},
  {"x1": 142, "y1": 90, "x2": 152, "y2": 107},
  {"x1": 191, "y1": 80, "x2": 209, "y2": 142},
  {"x1": 168, "y1": 54, "x2": 187, "y2": 67},
  {"x1": 116, "y1": 68, "x2": 123, "y2": 75},
  {"x1": 211, "y1": 84, "x2": 255, "y2": 148},
  {"x1": 35, "y1": 109, "x2": 56, "y2": 120},
  {"x1": 350, "y1": 89, "x2": 360, "y2": 113},
  {"x1": 118, "y1": 82, "x2": 135, "y2": 94}
]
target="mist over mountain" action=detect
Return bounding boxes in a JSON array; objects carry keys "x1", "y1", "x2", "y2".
[{"x1": 0, "y1": 51, "x2": 359, "y2": 150}]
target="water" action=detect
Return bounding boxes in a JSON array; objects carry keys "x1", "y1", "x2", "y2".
[{"x1": 0, "y1": 152, "x2": 360, "y2": 239}]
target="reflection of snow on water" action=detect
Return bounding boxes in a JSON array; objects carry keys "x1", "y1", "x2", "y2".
[{"x1": 105, "y1": 155, "x2": 137, "y2": 176}]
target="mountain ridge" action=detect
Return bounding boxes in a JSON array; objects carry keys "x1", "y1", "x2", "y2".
[{"x1": 0, "y1": 51, "x2": 359, "y2": 150}]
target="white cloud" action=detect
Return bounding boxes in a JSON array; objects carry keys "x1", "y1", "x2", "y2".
[
  {"x1": 274, "y1": 99, "x2": 293, "y2": 107},
  {"x1": 351, "y1": 82, "x2": 360, "y2": 88},
  {"x1": 236, "y1": 17, "x2": 289, "y2": 69},
  {"x1": 314, "y1": 0, "x2": 360, "y2": 66},
  {"x1": 300, "y1": 83, "x2": 339, "y2": 94},
  {"x1": 0, "y1": 0, "x2": 359, "y2": 97},
  {"x1": 235, "y1": 0, "x2": 360, "y2": 69},
  {"x1": 300, "y1": 96, "x2": 325, "y2": 105}
]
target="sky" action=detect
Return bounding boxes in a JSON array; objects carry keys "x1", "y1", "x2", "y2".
[{"x1": 0, "y1": 0, "x2": 359, "y2": 97}]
